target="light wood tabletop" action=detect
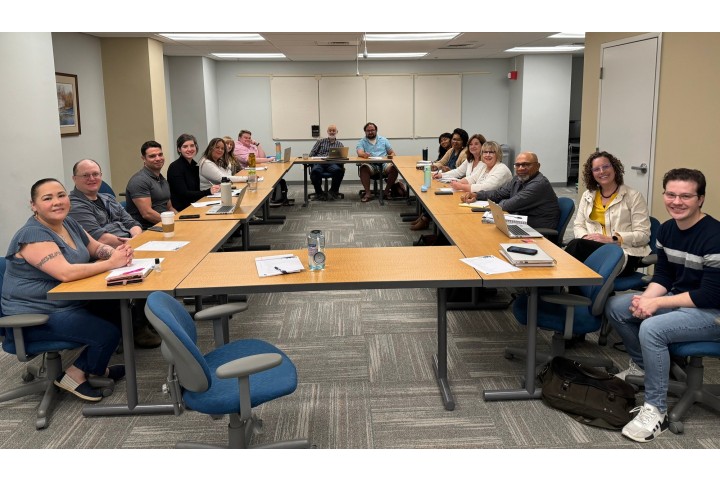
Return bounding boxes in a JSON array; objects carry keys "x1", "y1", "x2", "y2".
[
  {"x1": 176, "y1": 246, "x2": 482, "y2": 295},
  {"x1": 394, "y1": 160, "x2": 476, "y2": 215}
]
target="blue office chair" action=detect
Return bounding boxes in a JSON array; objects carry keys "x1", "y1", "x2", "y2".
[
  {"x1": 627, "y1": 340, "x2": 720, "y2": 434},
  {"x1": 505, "y1": 244, "x2": 625, "y2": 370},
  {"x1": 144, "y1": 292, "x2": 310, "y2": 449},
  {"x1": 535, "y1": 196, "x2": 575, "y2": 246},
  {"x1": 98, "y1": 180, "x2": 116, "y2": 197},
  {"x1": 613, "y1": 216, "x2": 661, "y2": 292},
  {"x1": 0, "y1": 259, "x2": 113, "y2": 429}
]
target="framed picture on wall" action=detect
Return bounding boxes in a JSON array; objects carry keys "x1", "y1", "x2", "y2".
[{"x1": 55, "y1": 72, "x2": 81, "y2": 136}]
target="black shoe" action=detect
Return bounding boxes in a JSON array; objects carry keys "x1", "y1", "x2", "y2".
[
  {"x1": 329, "y1": 191, "x2": 342, "y2": 200},
  {"x1": 133, "y1": 325, "x2": 161, "y2": 349},
  {"x1": 315, "y1": 192, "x2": 328, "y2": 201},
  {"x1": 106, "y1": 364, "x2": 126, "y2": 381}
]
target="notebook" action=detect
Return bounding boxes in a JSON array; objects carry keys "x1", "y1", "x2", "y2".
[
  {"x1": 487, "y1": 200, "x2": 543, "y2": 238},
  {"x1": 499, "y1": 243, "x2": 556, "y2": 266},
  {"x1": 327, "y1": 146, "x2": 349, "y2": 160},
  {"x1": 207, "y1": 186, "x2": 246, "y2": 214}
]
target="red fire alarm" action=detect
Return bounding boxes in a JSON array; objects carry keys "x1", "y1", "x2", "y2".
[{"x1": 507, "y1": 70, "x2": 518, "y2": 80}]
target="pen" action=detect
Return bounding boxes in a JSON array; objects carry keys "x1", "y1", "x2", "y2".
[
  {"x1": 121, "y1": 267, "x2": 144, "y2": 275},
  {"x1": 274, "y1": 266, "x2": 289, "y2": 274}
]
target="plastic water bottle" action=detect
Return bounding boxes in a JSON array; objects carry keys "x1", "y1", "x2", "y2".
[
  {"x1": 307, "y1": 229, "x2": 325, "y2": 271},
  {"x1": 421, "y1": 164, "x2": 431, "y2": 192},
  {"x1": 220, "y1": 177, "x2": 232, "y2": 206},
  {"x1": 247, "y1": 153, "x2": 257, "y2": 191},
  {"x1": 275, "y1": 142, "x2": 281, "y2": 161},
  {"x1": 422, "y1": 147, "x2": 428, "y2": 161}
]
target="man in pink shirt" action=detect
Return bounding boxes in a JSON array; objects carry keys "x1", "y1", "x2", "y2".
[{"x1": 233, "y1": 129, "x2": 271, "y2": 168}]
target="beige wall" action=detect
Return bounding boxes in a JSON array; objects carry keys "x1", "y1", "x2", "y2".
[
  {"x1": 100, "y1": 37, "x2": 168, "y2": 194},
  {"x1": 581, "y1": 32, "x2": 720, "y2": 221}
]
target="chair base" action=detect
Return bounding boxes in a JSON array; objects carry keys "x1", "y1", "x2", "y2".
[{"x1": 627, "y1": 356, "x2": 720, "y2": 434}]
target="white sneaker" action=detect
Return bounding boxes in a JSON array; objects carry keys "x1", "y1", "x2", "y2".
[
  {"x1": 622, "y1": 403, "x2": 669, "y2": 442},
  {"x1": 615, "y1": 358, "x2": 644, "y2": 381}
]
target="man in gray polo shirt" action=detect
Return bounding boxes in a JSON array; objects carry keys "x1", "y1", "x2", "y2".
[
  {"x1": 125, "y1": 140, "x2": 176, "y2": 229},
  {"x1": 69, "y1": 158, "x2": 160, "y2": 348}
]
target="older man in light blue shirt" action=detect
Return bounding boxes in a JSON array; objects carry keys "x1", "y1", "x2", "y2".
[{"x1": 356, "y1": 122, "x2": 398, "y2": 202}]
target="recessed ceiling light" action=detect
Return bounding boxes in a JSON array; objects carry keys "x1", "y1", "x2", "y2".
[
  {"x1": 358, "y1": 52, "x2": 428, "y2": 59},
  {"x1": 549, "y1": 33, "x2": 586, "y2": 39},
  {"x1": 159, "y1": 33, "x2": 264, "y2": 41},
  {"x1": 212, "y1": 53, "x2": 286, "y2": 59},
  {"x1": 364, "y1": 33, "x2": 459, "y2": 42},
  {"x1": 505, "y1": 46, "x2": 585, "y2": 53}
]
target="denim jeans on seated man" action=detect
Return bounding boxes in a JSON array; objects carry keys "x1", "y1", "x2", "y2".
[{"x1": 605, "y1": 292, "x2": 720, "y2": 413}]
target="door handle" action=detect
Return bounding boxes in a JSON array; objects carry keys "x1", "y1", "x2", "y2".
[{"x1": 631, "y1": 163, "x2": 648, "y2": 174}]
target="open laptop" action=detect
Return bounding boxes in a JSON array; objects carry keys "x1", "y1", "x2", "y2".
[
  {"x1": 327, "y1": 146, "x2": 349, "y2": 160},
  {"x1": 487, "y1": 200, "x2": 543, "y2": 238},
  {"x1": 281, "y1": 147, "x2": 291, "y2": 163},
  {"x1": 207, "y1": 186, "x2": 246, "y2": 215}
]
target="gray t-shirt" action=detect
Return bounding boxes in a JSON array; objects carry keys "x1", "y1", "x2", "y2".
[
  {"x1": 2, "y1": 216, "x2": 90, "y2": 315},
  {"x1": 124, "y1": 167, "x2": 171, "y2": 229}
]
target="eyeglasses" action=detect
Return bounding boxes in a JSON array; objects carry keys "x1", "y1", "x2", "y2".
[
  {"x1": 75, "y1": 172, "x2": 102, "y2": 180},
  {"x1": 663, "y1": 192, "x2": 699, "y2": 201},
  {"x1": 514, "y1": 162, "x2": 537, "y2": 169},
  {"x1": 591, "y1": 164, "x2": 613, "y2": 174},
  {"x1": 481, "y1": 150, "x2": 496, "y2": 155}
]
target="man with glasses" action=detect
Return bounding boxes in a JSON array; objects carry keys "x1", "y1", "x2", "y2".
[
  {"x1": 125, "y1": 141, "x2": 176, "y2": 229},
  {"x1": 68, "y1": 158, "x2": 160, "y2": 349},
  {"x1": 69, "y1": 159, "x2": 141, "y2": 247},
  {"x1": 309, "y1": 124, "x2": 345, "y2": 201},
  {"x1": 356, "y1": 122, "x2": 398, "y2": 203},
  {"x1": 605, "y1": 168, "x2": 720, "y2": 442},
  {"x1": 462, "y1": 151, "x2": 559, "y2": 229}
]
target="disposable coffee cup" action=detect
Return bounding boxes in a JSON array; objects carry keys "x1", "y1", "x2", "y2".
[{"x1": 160, "y1": 211, "x2": 175, "y2": 238}]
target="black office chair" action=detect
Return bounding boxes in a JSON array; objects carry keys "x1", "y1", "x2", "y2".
[{"x1": 307, "y1": 164, "x2": 345, "y2": 200}]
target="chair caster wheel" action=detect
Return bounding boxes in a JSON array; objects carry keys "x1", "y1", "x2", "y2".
[
  {"x1": 36, "y1": 418, "x2": 48, "y2": 430},
  {"x1": 100, "y1": 386, "x2": 114, "y2": 397},
  {"x1": 21, "y1": 371, "x2": 35, "y2": 382},
  {"x1": 669, "y1": 421, "x2": 683, "y2": 434}
]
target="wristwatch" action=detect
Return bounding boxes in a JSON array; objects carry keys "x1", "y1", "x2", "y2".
[{"x1": 612, "y1": 235, "x2": 619, "y2": 244}]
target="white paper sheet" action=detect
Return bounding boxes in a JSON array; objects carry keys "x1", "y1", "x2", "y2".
[
  {"x1": 135, "y1": 241, "x2": 190, "y2": 252},
  {"x1": 461, "y1": 255, "x2": 520, "y2": 274},
  {"x1": 255, "y1": 254, "x2": 305, "y2": 277}
]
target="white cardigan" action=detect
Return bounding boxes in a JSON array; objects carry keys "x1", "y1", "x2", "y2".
[
  {"x1": 573, "y1": 184, "x2": 651, "y2": 258},
  {"x1": 198, "y1": 157, "x2": 248, "y2": 190},
  {"x1": 441, "y1": 160, "x2": 512, "y2": 193}
]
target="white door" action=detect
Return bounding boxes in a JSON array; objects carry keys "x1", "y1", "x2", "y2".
[{"x1": 597, "y1": 33, "x2": 661, "y2": 205}]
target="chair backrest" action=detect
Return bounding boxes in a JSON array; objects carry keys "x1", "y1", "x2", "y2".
[
  {"x1": 648, "y1": 216, "x2": 661, "y2": 255},
  {"x1": 557, "y1": 197, "x2": 575, "y2": 244},
  {"x1": 145, "y1": 292, "x2": 212, "y2": 393},
  {"x1": 579, "y1": 244, "x2": 625, "y2": 316},
  {"x1": 0, "y1": 258, "x2": 6, "y2": 338},
  {"x1": 98, "y1": 180, "x2": 116, "y2": 197}
]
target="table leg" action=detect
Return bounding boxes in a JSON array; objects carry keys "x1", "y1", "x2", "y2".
[
  {"x1": 483, "y1": 286, "x2": 542, "y2": 401},
  {"x1": 303, "y1": 164, "x2": 309, "y2": 207},
  {"x1": 432, "y1": 288, "x2": 455, "y2": 410},
  {"x1": 82, "y1": 298, "x2": 174, "y2": 417},
  {"x1": 378, "y1": 171, "x2": 384, "y2": 206}
]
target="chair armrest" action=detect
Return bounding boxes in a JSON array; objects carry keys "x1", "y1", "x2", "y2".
[
  {"x1": 539, "y1": 293, "x2": 592, "y2": 307},
  {"x1": 534, "y1": 228, "x2": 558, "y2": 237},
  {"x1": 216, "y1": 353, "x2": 282, "y2": 379},
  {"x1": 641, "y1": 254, "x2": 657, "y2": 266},
  {"x1": 193, "y1": 302, "x2": 248, "y2": 321},
  {"x1": 0, "y1": 313, "x2": 49, "y2": 328}
]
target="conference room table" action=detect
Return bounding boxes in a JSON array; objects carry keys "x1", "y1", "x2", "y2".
[
  {"x1": 294, "y1": 156, "x2": 389, "y2": 206},
  {"x1": 48, "y1": 220, "x2": 238, "y2": 417},
  {"x1": 175, "y1": 246, "x2": 483, "y2": 411},
  {"x1": 175, "y1": 160, "x2": 294, "y2": 249}
]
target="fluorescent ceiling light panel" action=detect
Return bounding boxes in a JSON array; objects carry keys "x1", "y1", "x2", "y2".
[
  {"x1": 365, "y1": 33, "x2": 459, "y2": 42},
  {"x1": 212, "y1": 53, "x2": 286, "y2": 59},
  {"x1": 159, "y1": 33, "x2": 264, "y2": 41},
  {"x1": 506, "y1": 46, "x2": 585, "y2": 53},
  {"x1": 549, "y1": 33, "x2": 586, "y2": 39},
  {"x1": 358, "y1": 52, "x2": 428, "y2": 59}
]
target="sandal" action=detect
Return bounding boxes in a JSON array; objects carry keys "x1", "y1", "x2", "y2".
[
  {"x1": 383, "y1": 190, "x2": 393, "y2": 200},
  {"x1": 361, "y1": 194, "x2": 372, "y2": 203}
]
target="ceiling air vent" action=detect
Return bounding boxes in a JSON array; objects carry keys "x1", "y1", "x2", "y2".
[
  {"x1": 440, "y1": 42, "x2": 482, "y2": 50},
  {"x1": 316, "y1": 41, "x2": 359, "y2": 46}
]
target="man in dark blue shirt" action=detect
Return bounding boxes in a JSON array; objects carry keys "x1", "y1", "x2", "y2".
[{"x1": 606, "y1": 168, "x2": 720, "y2": 442}]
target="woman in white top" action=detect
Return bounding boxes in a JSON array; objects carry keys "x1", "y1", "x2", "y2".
[
  {"x1": 199, "y1": 137, "x2": 248, "y2": 190},
  {"x1": 437, "y1": 139, "x2": 512, "y2": 193}
]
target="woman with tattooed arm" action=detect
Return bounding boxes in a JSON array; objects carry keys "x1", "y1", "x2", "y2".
[{"x1": 1, "y1": 178, "x2": 132, "y2": 402}]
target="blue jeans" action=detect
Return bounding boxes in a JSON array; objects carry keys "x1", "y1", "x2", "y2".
[
  {"x1": 310, "y1": 163, "x2": 344, "y2": 194},
  {"x1": 605, "y1": 293, "x2": 720, "y2": 411},
  {"x1": 19, "y1": 301, "x2": 121, "y2": 376}
]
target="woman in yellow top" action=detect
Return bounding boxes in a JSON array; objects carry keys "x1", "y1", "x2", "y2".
[{"x1": 567, "y1": 151, "x2": 651, "y2": 276}]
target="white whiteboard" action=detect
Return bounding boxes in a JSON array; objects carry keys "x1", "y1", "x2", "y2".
[
  {"x1": 414, "y1": 75, "x2": 462, "y2": 137},
  {"x1": 319, "y1": 76, "x2": 366, "y2": 136},
  {"x1": 271, "y1": 77, "x2": 319, "y2": 139},
  {"x1": 367, "y1": 76, "x2": 413, "y2": 138}
]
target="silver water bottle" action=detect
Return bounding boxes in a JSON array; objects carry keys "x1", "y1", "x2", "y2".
[{"x1": 307, "y1": 229, "x2": 325, "y2": 270}]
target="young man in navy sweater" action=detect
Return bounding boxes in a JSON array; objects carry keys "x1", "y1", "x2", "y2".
[{"x1": 606, "y1": 168, "x2": 720, "y2": 442}]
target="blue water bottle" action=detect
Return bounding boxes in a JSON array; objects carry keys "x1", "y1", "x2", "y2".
[{"x1": 275, "y1": 142, "x2": 281, "y2": 161}]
